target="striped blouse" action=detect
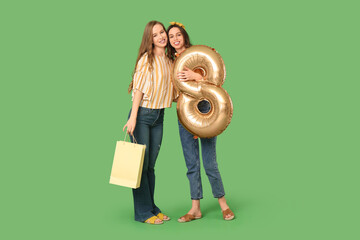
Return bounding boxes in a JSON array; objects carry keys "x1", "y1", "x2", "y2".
[{"x1": 132, "y1": 53, "x2": 174, "y2": 109}]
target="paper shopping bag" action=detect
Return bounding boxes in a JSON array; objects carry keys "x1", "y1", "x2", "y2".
[{"x1": 109, "y1": 138, "x2": 146, "y2": 189}]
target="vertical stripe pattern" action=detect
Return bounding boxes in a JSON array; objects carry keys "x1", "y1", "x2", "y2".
[{"x1": 132, "y1": 53, "x2": 174, "y2": 109}]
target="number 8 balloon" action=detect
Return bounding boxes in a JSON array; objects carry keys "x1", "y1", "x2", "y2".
[{"x1": 173, "y1": 45, "x2": 233, "y2": 138}]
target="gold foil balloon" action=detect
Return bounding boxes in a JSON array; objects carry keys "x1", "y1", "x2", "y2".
[{"x1": 173, "y1": 45, "x2": 233, "y2": 138}]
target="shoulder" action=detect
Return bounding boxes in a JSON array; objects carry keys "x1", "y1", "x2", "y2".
[
  {"x1": 136, "y1": 53, "x2": 150, "y2": 69},
  {"x1": 139, "y1": 52, "x2": 149, "y2": 63}
]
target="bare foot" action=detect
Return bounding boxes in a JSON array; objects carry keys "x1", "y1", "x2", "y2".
[
  {"x1": 178, "y1": 208, "x2": 202, "y2": 222},
  {"x1": 145, "y1": 217, "x2": 163, "y2": 224},
  {"x1": 160, "y1": 213, "x2": 170, "y2": 221},
  {"x1": 187, "y1": 208, "x2": 202, "y2": 219},
  {"x1": 218, "y1": 197, "x2": 234, "y2": 220},
  {"x1": 178, "y1": 200, "x2": 202, "y2": 222}
]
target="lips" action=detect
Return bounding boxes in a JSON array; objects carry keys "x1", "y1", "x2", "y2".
[
  {"x1": 174, "y1": 41, "x2": 180, "y2": 46},
  {"x1": 159, "y1": 39, "x2": 166, "y2": 44}
]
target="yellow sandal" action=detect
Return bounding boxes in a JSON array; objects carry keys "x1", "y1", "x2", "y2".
[
  {"x1": 157, "y1": 213, "x2": 170, "y2": 221},
  {"x1": 144, "y1": 216, "x2": 163, "y2": 225}
]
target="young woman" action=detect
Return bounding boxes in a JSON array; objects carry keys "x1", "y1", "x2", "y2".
[
  {"x1": 167, "y1": 22, "x2": 235, "y2": 222},
  {"x1": 123, "y1": 21, "x2": 174, "y2": 225}
]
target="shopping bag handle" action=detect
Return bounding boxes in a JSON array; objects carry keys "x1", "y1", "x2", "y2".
[{"x1": 124, "y1": 132, "x2": 138, "y2": 144}]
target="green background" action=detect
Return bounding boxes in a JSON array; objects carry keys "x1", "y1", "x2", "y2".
[{"x1": 1, "y1": 0, "x2": 359, "y2": 239}]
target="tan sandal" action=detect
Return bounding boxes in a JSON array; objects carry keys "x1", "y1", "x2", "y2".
[
  {"x1": 222, "y1": 208, "x2": 235, "y2": 220},
  {"x1": 157, "y1": 213, "x2": 170, "y2": 221},
  {"x1": 177, "y1": 213, "x2": 201, "y2": 223},
  {"x1": 144, "y1": 216, "x2": 163, "y2": 225}
]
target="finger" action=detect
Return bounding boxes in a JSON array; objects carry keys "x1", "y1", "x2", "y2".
[
  {"x1": 123, "y1": 125, "x2": 126, "y2": 131},
  {"x1": 184, "y1": 66, "x2": 190, "y2": 71}
]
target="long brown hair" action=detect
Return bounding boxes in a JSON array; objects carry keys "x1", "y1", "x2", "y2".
[
  {"x1": 166, "y1": 24, "x2": 192, "y2": 61},
  {"x1": 128, "y1": 21, "x2": 167, "y2": 93}
]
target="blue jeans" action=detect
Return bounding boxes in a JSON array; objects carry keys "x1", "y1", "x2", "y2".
[
  {"x1": 128, "y1": 107, "x2": 164, "y2": 222},
  {"x1": 178, "y1": 101, "x2": 225, "y2": 200}
]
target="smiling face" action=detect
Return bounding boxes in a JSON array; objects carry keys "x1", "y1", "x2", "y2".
[
  {"x1": 152, "y1": 24, "x2": 167, "y2": 49},
  {"x1": 169, "y1": 27, "x2": 185, "y2": 52}
]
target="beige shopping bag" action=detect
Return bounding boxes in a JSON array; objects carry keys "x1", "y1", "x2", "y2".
[{"x1": 109, "y1": 135, "x2": 146, "y2": 189}]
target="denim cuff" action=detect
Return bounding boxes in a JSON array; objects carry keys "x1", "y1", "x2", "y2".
[
  {"x1": 214, "y1": 194, "x2": 225, "y2": 199},
  {"x1": 191, "y1": 197, "x2": 203, "y2": 200}
]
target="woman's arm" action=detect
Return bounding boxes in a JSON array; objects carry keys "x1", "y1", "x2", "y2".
[
  {"x1": 123, "y1": 90, "x2": 144, "y2": 135},
  {"x1": 177, "y1": 66, "x2": 203, "y2": 81}
]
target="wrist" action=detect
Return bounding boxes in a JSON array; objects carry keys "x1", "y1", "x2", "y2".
[{"x1": 129, "y1": 115, "x2": 137, "y2": 121}]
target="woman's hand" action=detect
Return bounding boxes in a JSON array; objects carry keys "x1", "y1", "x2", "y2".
[
  {"x1": 177, "y1": 66, "x2": 203, "y2": 81},
  {"x1": 123, "y1": 117, "x2": 136, "y2": 135},
  {"x1": 123, "y1": 90, "x2": 143, "y2": 136}
]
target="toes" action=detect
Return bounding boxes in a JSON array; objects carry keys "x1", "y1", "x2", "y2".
[{"x1": 155, "y1": 219, "x2": 163, "y2": 224}]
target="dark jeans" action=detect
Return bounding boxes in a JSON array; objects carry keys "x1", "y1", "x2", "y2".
[
  {"x1": 128, "y1": 107, "x2": 164, "y2": 222},
  {"x1": 178, "y1": 100, "x2": 225, "y2": 200}
]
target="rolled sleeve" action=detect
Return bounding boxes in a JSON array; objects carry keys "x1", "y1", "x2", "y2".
[{"x1": 132, "y1": 53, "x2": 152, "y2": 101}]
